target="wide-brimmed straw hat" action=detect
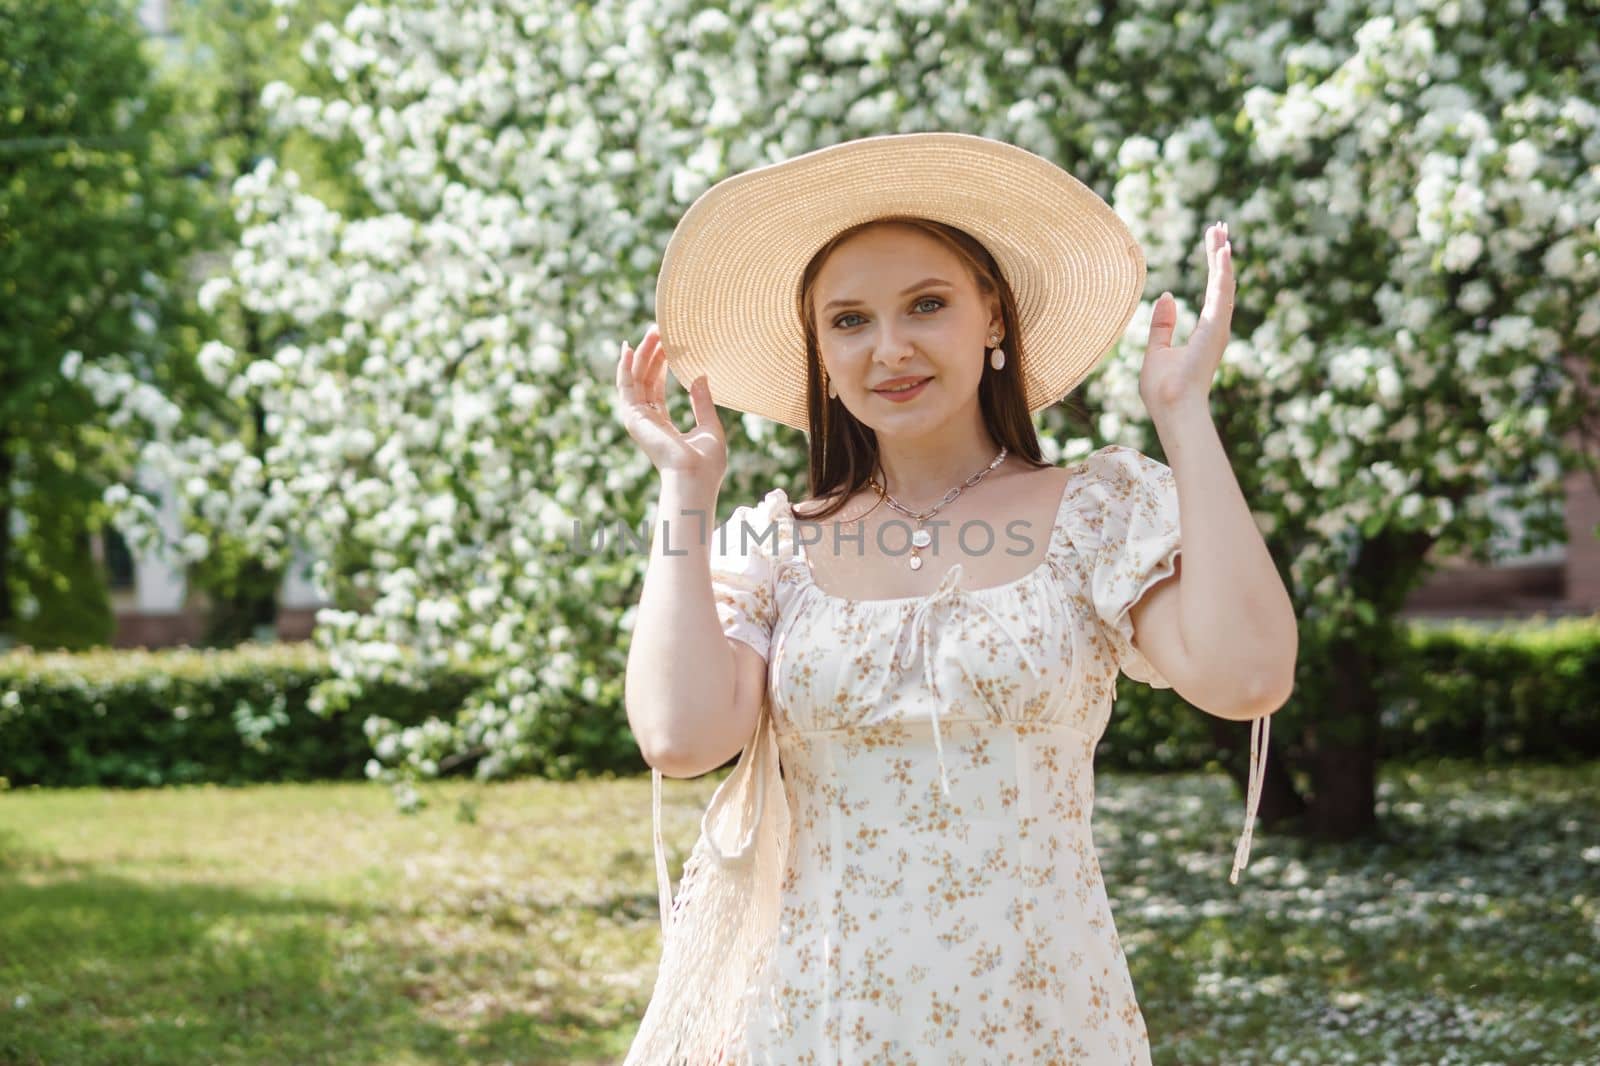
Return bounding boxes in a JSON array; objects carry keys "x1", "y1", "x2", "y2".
[{"x1": 654, "y1": 131, "x2": 1147, "y2": 433}]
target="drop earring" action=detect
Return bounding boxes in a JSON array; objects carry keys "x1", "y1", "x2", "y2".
[
  {"x1": 826, "y1": 374, "x2": 838, "y2": 399},
  {"x1": 988, "y1": 333, "x2": 1005, "y2": 371}
]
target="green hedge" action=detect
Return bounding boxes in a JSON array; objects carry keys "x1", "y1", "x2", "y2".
[
  {"x1": 1097, "y1": 614, "x2": 1600, "y2": 771},
  {"x1": 1373, "y1": 615, "x2": 1600, "y2": 762},
  {"x1": 2, "y1": 616, "x2": 1596, "y2": 790},
  {"x1": 0, "y1": 643, "x2": 487, "y2": 788}
]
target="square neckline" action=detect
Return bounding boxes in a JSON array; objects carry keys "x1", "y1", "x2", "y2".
[{"x1": 779, "y1": 469, "x2": 1079, "y2": 607}]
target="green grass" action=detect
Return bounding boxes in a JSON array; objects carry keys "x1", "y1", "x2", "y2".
[
  {"x1": 0, "y1": 774, "x2": 709, "y2": 1065},
  {"x1": 1, "y1": 760, "x2": 1596, "y2": 1064}
]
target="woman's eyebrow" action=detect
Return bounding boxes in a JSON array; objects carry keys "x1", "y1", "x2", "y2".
[{"x1": 823, "y1": 277, "x2": 954, "y2": 312}]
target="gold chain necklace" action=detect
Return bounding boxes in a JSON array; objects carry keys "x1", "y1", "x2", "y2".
[{"x1": 867, "y1": 445, "x2": 1009, "y2": 570}]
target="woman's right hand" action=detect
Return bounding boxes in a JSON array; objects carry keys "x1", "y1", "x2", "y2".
[{"x1": 615, "y1": 322, "x2": 727, "y2": 491}]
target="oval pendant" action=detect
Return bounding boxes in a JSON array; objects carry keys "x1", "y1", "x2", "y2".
[
  {"x1": 909, "y1": 554, "x2": 924, "y2": 571},
  {"x1": 911, "y1": 529, "x2": 932, "y2": 548}
]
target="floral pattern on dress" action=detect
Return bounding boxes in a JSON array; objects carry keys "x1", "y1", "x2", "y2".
[{"x1": 692, "y1": 444, "x2": 1207, "y2": 1064}]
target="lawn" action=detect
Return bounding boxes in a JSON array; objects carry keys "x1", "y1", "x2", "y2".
[{"x1": 1, "y1": 759, "x2": 1595, "y2": 1065}]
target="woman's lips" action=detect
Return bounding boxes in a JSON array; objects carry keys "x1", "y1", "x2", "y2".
[{"x1": 873, "y1": 377, "x2": 932, "y2": 402}]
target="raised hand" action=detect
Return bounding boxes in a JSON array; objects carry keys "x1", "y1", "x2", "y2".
[
  {"x1": 1142, "y1": 221, "x2": 1236, "y2": 414},
  {"x1": 615, "y1": 322, "x2": 727, "y2": 492}
]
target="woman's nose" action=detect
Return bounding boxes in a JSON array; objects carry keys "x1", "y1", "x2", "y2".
[{"x1": 873, "y1": 320, "x2": 914, "y2": 363}]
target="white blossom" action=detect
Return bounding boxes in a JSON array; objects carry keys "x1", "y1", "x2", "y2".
[{"x1": 91, "y1": 0, "x2": 1596, "y2": 787}]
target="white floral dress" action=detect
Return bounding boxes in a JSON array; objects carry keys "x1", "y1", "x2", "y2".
[{"x1": 690, "y1": 444, "x2": 1266, "y2": 1065}]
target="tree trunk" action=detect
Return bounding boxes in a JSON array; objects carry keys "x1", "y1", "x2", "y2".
[
  {"x1": 1305, "y1": 632, "x2": 1381, "y2": 841},
  {"x1": 1205, "y1": 525, "x2": 1435, "y2": 847},
  {"x1": 1294, "y1": 529, "x2": 1436, "y2": 843}
]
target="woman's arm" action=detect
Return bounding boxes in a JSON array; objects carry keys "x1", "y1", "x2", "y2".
[
  {"x1": 1129, "y1": 222, "x2": 1298, "y2": 719},
  {"x1": 1130, "y1": 398, "x2": 1299, "y2": 720},
  {"x1": 614, "y1": 322, "x2": 763, "y2": 779},
  {"x1": 624, "y1": 473, "x2": 763, "y2": 777}
]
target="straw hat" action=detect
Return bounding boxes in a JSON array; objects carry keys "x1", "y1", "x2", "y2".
[{"x1": 654, "y1": 131, "x2": 1147, "y2": 433}]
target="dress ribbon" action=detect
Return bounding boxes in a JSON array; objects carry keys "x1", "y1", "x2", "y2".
[{"x1": 893, "y1": 563, "x2": 1050, "y2": 799}]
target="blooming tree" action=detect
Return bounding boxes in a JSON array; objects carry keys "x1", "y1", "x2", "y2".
[
  {"x1": 96, "y1": 0, "x2": 1599, "y2": 833},
  {"x1": 1096, "y1": 0, "x2": 1599, "y2": 835}
]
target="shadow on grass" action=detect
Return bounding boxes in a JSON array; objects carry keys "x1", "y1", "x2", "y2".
[{"x1": 0, "y1": 829, "x2": 627, "y2": 1066}]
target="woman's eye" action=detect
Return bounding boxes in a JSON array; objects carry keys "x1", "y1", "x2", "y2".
[{"x1": 832, "y1": 297, "x2": 944, "y2": 330}]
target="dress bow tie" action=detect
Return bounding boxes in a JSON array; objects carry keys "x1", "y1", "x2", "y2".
[{"x1": 892, "y1": 563, "x2": 1048, "y2": 799}]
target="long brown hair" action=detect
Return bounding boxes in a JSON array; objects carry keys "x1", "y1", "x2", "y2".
[{"x1": 793, "y1": 216, "x2": 1051, "y2": 522}]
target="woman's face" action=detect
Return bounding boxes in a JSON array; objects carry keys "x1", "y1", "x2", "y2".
[{"x1": 811, "y1": 224, "x2": 1001, "y2": 433}]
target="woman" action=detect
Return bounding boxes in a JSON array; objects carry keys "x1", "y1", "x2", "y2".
[{"x1": 617, "y1": 132, "x2": 1297, "y2": 1064}]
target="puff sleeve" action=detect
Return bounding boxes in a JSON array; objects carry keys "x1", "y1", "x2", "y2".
[
  {"x1": 1075, "y1": 444, "x2": 1183, "y2": 688},
  {"x1": 706, "y1": 489, "x2": 785, "y2": 661}
]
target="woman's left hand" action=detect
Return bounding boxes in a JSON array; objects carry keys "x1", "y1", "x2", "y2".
[{"x1": 1141, "y1": 221, "x2": 1235, "y2": 414}]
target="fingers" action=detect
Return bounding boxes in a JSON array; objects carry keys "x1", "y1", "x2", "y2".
[
  {"x1": 634, "y1": 323, "x2": 665, "y2": 408},
  {"x1": 618, "y1": 339, "x2": 654, "y2": 415},
  {"x1": 686, "y1": 371, "x2": 717, "y2": 431},
  {"x1": 651, "y1": 328, "x2": 671, "y2": 409},
  {"x1": 1203, "y1": 221, "x2": 1236, "y2": 323},
  {"x1": 1148, "y1": 222, "x2": 1236, "y2": 356},
  {"x1": 1147, "y1": 291, "x2": 1177, "y2": 352},
  {"x1": 617, "y1": 323, "x2": 664, "y2": 413},
  {"x1": 616, "y1": 337, "x2": 636, "y2": 397}
]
